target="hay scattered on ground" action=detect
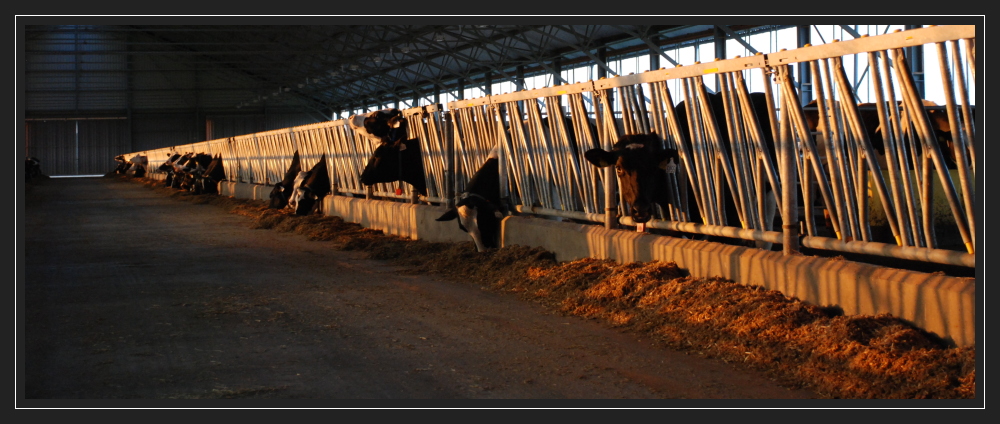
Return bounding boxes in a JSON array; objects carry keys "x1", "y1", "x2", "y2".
[{"x1": 120, "y1": 175, "x2": 976, "y2": 399}]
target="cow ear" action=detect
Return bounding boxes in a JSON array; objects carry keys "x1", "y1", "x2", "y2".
[
  {"x1": 654, "y1": 149, "x2": 679, "y2": 170},
  {"x1": 436, "y1": 208, "x2": 458, "y2": 222},
  {"x1": 584, "y1": 148, "x2": 617, "y2": 167}
]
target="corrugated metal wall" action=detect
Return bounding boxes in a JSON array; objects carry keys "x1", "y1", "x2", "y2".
[
  {"x1": 207, "y1": 112, "x2": 326, "y2": 140},
  {"x1": 25, "y1": 27, "x2": 128, "y2": 111},
  {"x1": 262, "y1": 112, "x2": 323, "y2": 135},
  {"x1": 207, "y1": 114, "x2": 267, "y2": 140},
  {"x1": 23, "y1": 26, "x2": 386, "y2": 172},
  {"x1": 26, "y1": 119, "x2": 129, "y2": 176},
  {"x1": 130, "y1": 112, "x2": 200, "y2": 152}
]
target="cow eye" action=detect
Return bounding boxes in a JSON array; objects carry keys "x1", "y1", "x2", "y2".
[{"x1": 614, "y1": 165, "x2": 623, "y2": 174}]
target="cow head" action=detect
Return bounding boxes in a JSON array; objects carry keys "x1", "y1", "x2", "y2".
[
  {"x1": 585, "y1": 133, "x2": 679, "y2": 224},
  {"x1": 159, "y1": 153, "x2": 181, "y2": 173},
  {"x1": 173, "y1": 152, "x2": 194, "y2": 171},
  {"x1": 269, "y1": 183, "x2": 289, "y2": 209},
  {"x1": 287, "y1": 171, "x2": 311, "y2": 213},
  {"x1": 269, "y1": 151, "x2": 302, "y2": 209},
  {"x1": 129, "y1": 155, "x2": 148, "y2": 178},
  {"x1": 435, "y1": 149, "x2": 504, "y2": 252},
  {"x1": 364, "y1": 109, "x2": 405, "y2": 140},
  {"x1": 288, "y1": 155, "x2": 331, "y2": 216},
  {"x1": 200, "y1": 154, "x2": 226, "y2": 194},
  {"x1": 113, "y1": 155, "x2": 130, "y2": 174},
  {"x1": 360, "y1": 138, "x2": 427, "y2": 196},
  {"x1": 351, "y1": 109, "x2": 407, "y2": 144}
]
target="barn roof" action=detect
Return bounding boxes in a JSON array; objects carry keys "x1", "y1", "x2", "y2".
[{"x1": 23, "y1": 21, "x2": 785, "y2": 119}]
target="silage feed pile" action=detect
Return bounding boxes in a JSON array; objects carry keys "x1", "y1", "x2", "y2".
[{"x1": 124, "y1": 176, "x2": 977, "y2": 399}]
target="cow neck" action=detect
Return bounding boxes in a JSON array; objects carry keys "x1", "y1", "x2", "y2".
[
  {"x1": 394, "y1": 138, "x2": 415, "y2": 184},
  {"x1": 397, "y1": 142, "x2": 404, "y2": 183}
]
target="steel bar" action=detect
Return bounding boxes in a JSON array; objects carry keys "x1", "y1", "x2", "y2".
[
  {"x1": 656, "y1": 80, "x2": 698, "y2": 223},
  {"x1": 800, "y1": 236, "x2": 974, "y2": 268},
  {"x1": 867, "y1": 50, "x2": 908, "y2": 246},
  {"x1": 697, "y1": 78, "x2": 743, "y2": 228},
  {"x1": 619, "y1": 216, "x2": 783, "y2": 244},
  {"x1": 833, "y1": 57, "x2": 899, "y2": 244},
  {"x1": 954, "y1": 40, "x2": 977, "y2": 175},
  {"x1": 811, "y1": 59, "x2": 849, "y2": 240},
  {"x1": 718, "y1": 76, "x2": 753, "y2": 229},
  {"x1": 514, "y1": 205, "x2": 606, "y2": 224},
  {"x1": 681, "y1": 78, "x2": 717, "y2": 225},
  {"x1": 939, "y1": 41, "x2": 976, "y2": 249},
  {"x1": 893, "y1": 47, "x2": 972, "y2": 253},
  {"x1": 773, "y1": 67, "x2": 799, "y2": 254},
  {"x1": 595, "y1": 89, "x2": 619, "y2": 229},
  {"x1": 883, "y1": 55, "x2": 924, "y2": 247}
]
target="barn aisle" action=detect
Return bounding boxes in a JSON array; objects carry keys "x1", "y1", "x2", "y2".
[{"x1": 21, "y1": 177, "x2": 819, "y2": 405}]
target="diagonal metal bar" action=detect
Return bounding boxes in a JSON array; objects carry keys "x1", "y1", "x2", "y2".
[{"x1": 715, "y1": 25, "x2": 758, "y2": 55}]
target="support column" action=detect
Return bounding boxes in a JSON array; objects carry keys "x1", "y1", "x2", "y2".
[
  {"x1": 649, "y1": 35, "x2": 660, "y2": 70},
  {"x1": 797, "y1": 25, "x2": 813, "y2": 105},
  {"x1": 905, "y1": 25, "x2": 925, "y2": 98},
  {"x1": 713, "y1": 26, "x2": 727, "y2": 90},
  {"x1": 553, "y1": 58, "x2": 562, "y2": 86}
]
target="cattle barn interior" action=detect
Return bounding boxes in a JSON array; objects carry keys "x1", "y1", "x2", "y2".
[{"x1": 20, "y1": 20, "x2": 980, "y2": 350}]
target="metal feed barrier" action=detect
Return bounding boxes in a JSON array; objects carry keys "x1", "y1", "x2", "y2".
[{"x1": 124, "y1": 25, "x2": 976, "y2": 270}]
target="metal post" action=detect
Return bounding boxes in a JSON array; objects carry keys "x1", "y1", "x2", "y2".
[
  {"x1": 445, "y1": 111, "x2": 455, "y2": 209},
  {"x1": 713, "y1": 27, "x2": 727, "y2": 89},
  {"x1": 905, "y1": 25, "x2": 925, "y2": 98},
  {"x1": 649, "y1": 35, "x2": 660, "y2": 70},
  {"x1": 796, "y1": 25, "x2": 813, "y2": 105},
  {"x1": 776, "y1": 66, "x2": 799, "y2": 255}
]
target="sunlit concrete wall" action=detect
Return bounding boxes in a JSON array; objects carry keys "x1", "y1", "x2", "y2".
[
  {"x1": 219, "y1": 181, "x2": 272, "y2": 201},
  {"x1": 220, "y1": 182, "x2": 470, "y2": 244},
  {"x1": 214, "y1": 181, "x2": 976, "y2": 348},
  {"x1": 324, "y1": 195, "x2": 470, "y2": 244}
]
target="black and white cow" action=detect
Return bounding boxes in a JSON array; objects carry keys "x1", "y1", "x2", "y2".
[
  {"x1": 269, "y1": 150, "x2": 302, "y2": 209},
  {"x1": 287, "y1": 154, "x2": 332, "y2": 216},
  {"x1": 586, "y1": 91, "x2": 778, "y2": 248},
  {"x1": 349, "y1": 108, "x2": 408, "y2": 145},
  {"x1": 585, "y1": 133, "x2": 685, "y2": 225},
  {"x1": 177, "y1": 153, "x2": 213, "y2": 192},
  {"x1": 435, "y1": 145, "x2": 506, "y2": 252},
  {"x1": 157, "y1": 153, "x2": 183, "y2": 186},
  {"x1": 191, "y1": 154, "x2": 226, "y2": 195},
  {"x1": 128, "y1": 154, "x2": 149, "y2": 178},
  {"x1": 164, "y1": 152, "x2": 195, "y2": 188},
  {"x1": 352, "y1": 108, "x2": 428, "y2": 196},
  {"x1": 359, "y1": 137, "x2": 428, "y2": 196},
  {"x1": 112, "y1": 155, "x2": 131, "y2": 175}
]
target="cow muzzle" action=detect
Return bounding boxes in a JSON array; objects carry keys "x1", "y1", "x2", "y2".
[{"x1": 630, "y1": 201, "x2": 652, "y2": 224}]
